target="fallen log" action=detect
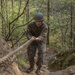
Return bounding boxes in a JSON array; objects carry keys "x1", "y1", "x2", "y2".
[{"x1": 0, "y1": 38, "x2": 34, "y2": 63}]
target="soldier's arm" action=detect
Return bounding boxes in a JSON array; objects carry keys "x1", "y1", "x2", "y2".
[
  {"x1": 26, "y1": 24, "x2": 32, "y2": 40},
  {"x1": 37, "y1": 25, "x2": 48, "y2": 41}
]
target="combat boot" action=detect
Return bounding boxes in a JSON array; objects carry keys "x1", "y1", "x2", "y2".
[
  {"x1": 35, "y1": 69, "x2": 41, "y2": 75},
  {"x1": 26, "y1": 67, "x2": 34, "y2": 73}
]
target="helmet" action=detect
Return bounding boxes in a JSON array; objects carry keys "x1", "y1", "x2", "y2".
[{"x1": 34, "y1": 12, "x2": 44, "y2": 21}]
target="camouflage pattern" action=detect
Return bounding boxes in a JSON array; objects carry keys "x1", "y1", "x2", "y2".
[{"x1": 26, "y1": 22, "x2": 48, "y2": 69}]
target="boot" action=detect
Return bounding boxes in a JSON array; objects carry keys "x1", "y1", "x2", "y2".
[
  {"x1": 26, "y1": 67, "x2": 34, "y2": 73},
  {"x1": 35, "y1": 69, "x2": 41, "y2": 75}
]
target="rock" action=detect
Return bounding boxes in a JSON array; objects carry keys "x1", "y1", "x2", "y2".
[{"x1": 49, "y1": 65, "x2": 75, "y2": 75}]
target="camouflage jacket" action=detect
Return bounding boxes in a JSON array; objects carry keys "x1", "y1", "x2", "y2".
[{"x1": 26, "y1": 22, "x2": 48, "y2": 44}]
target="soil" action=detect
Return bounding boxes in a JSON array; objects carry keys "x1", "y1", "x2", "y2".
[{"x1": 0, "y1": 38, "x2": 75, "y2": 75}]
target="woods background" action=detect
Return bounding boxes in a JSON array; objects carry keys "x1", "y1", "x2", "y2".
[{"x1": 0, "y1": 0, "x2": 75, "y2": 50}]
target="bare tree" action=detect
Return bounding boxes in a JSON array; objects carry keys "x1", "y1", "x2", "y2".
[
  {"x1": 47, "y1": 0, "x2": 51, "y2": 45},
  {"x1": 70, "y1": 0, "x2": 73, "y2": 48}
]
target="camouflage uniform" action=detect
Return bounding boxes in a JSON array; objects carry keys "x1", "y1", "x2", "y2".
[{"x1": 26, "y1": 22, "x2": 48, "y2": 69}]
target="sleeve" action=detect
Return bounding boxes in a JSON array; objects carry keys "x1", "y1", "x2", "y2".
[
  {"x1": 38, "y1": 25, "x2": 48, "y2": 41},
  {"x1": 26, "y1": 24, "x2": 32, "y2": 40}
]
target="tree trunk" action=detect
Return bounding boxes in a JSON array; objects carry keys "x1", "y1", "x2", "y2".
[
  {"x1": 26, "y1": 0, "x2": 29, "y2": 22},
  {"x1": 1, "y1": 0, "x2": 4, "y2": 36},
  {"x1": 70, "y1": 1, "x2": 73, "y2": 48},
  {"x1": 47, "y1": 0, "x2": 50, "y2": 45}
]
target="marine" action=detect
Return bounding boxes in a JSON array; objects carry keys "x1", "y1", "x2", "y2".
[{"x1": 26, "y1": 12, "x2": 48, "y2": 75}]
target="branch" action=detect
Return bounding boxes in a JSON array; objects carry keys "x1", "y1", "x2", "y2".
[
  {"x1": 5, "y1": 18, "x2": 33, "y2": 41},
  {"x1": 0, "y1": 12, "x2": 6, "y2": 23},
  {"x1": 9, "y1": 0, "x2": 29, "y2": 25},
  {"x1": 12, "y1": 31, "x2": 26, "y2": 47},
  {"x1": 11, "y1": 0, "x2": 22, "y2": 29},
  {"x1": 0, "y1": 38, "x2": 34, "y2": 63}
]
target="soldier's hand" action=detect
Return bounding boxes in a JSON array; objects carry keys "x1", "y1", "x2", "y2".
[
  {"x1": 35, "y1": 37, "x2": 41, "y2": 41},
  {"x1": 31, "y1": 36, "x2": 36, "y2": 40}
]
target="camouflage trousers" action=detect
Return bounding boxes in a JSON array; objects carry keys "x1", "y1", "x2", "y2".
[{"x1": 27, "y1": 41, "x2": 46, "y2": 69}]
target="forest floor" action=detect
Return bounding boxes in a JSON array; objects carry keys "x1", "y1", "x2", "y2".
[
  {"x1": 23, "y1": 65, "x2": 75, "y2": 75},
  {"x1": 0, "y1": 38, "x2": 75, "y2": 75}
]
